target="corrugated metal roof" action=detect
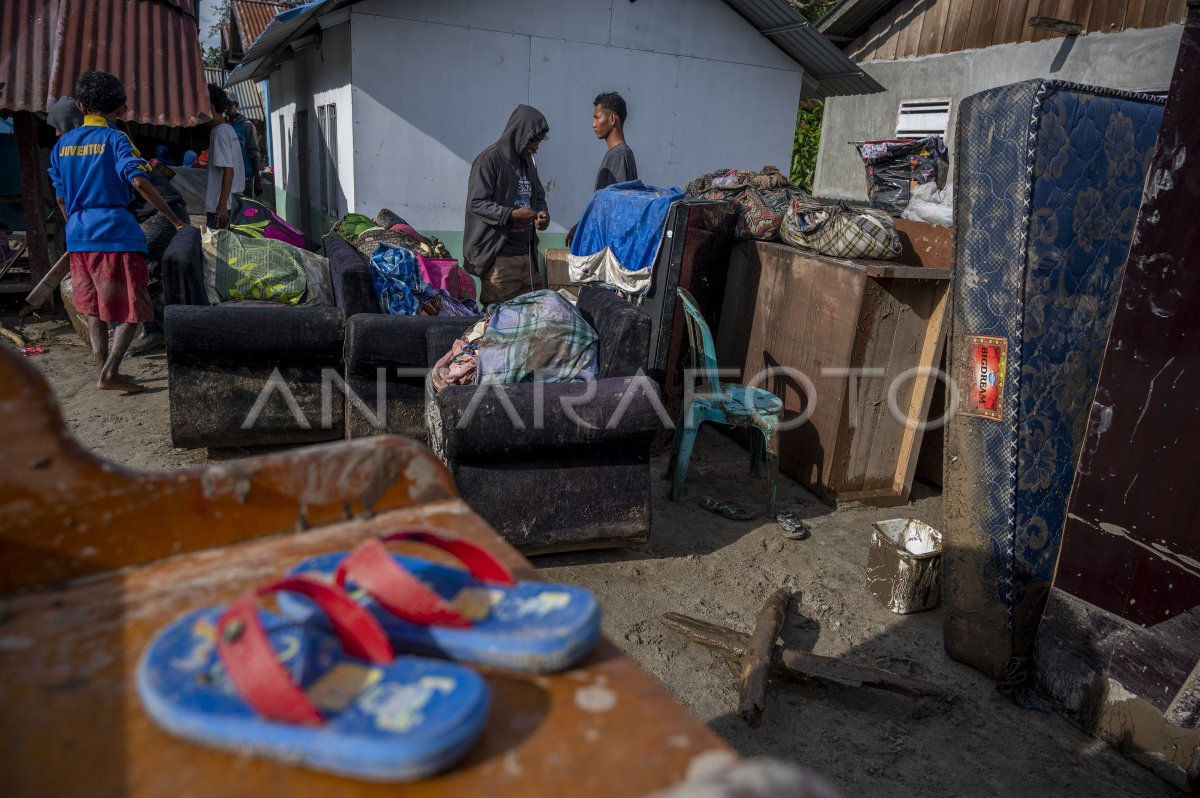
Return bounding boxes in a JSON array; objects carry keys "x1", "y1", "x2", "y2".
[
  {"x1": 226, "y1": 0, "x2": 333, "y2": 86},
  {"x1": 0, "y1": 0, "x2": 210, "y2": 126},
  {"x1": 817, "y1": 0, "x2": 903, "y2": 41},
  {"x1": 233, "y1": 0, "x2": 288, "y2": 49},
  {"x1": 722, "y1": 0, "x2": 884, "y2": 97},
  {"x1": 205, "y1": 67, "x2": 266, "y2": 122}
]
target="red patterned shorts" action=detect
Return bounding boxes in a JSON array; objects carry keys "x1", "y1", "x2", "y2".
[{"x1": 69, "y1": 251, "x2": 153, "y2": 324}]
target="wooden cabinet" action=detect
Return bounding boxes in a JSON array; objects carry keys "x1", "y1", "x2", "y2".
[{"x1": 716, "y1": 240, "x2": 950, "y2": 506}]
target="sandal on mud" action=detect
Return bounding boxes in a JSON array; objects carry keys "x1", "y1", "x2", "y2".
[
  {"x1": 280, "y1": 531, "x2": 602, "y2": 674},
  {"x1": 699, "y1": 496, "x2": 755, "y2": 521},
  {"x1": 138, "y1": 576, "x2": 489, "y2": 782},
  {"x1": 777, "y1": 510, "x2": 811, "y2": 540}
]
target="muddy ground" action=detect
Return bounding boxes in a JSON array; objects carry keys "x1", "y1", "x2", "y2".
[{"x1": 7, "y1": 316, "x2": 1181, "y2": 797}]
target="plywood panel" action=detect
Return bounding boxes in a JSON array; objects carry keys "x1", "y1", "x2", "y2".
[
  {"x1": 965, "y1": 0, "x2": 1002, "y2": 49},
  {"x1": 716, "y1": 242, "x2": 950, "y2": 505},
  {"x1": 1166, "y1": 0, "x2": 1188, "y2": 25},
  {"x1": 940, "y1": 0, "x2": 978, "y2": 52},
  {"x1": 836, "y1": 278, "x2": 903, "y2": 494},
  {"x1": 894, "y1": 0, "x2": 927, "y2": 57},
  {"x1": 917, "y1": 0, "x2": 953, "y2": 55},
  {"x1": 850, "y1": 0, "x2": 1182, "y2": 60},
  {"x1": 1087, "y1": 0, "x2": 1128, "y2": 33}
]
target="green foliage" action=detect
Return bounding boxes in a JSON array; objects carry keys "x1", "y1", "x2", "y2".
[
  {"x1": 788, "y1": 0, "x2": 837, "y2": 22},
  {"x1": 202, "y1": 45, "x2": 222, "y2": 69},
  {"x1": 790, "y1": 100, "x2": 824, "y2": 193}
]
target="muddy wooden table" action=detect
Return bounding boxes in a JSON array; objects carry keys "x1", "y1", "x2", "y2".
[{"x1": 0, "y1": 350, "x2": 728, "y2": 797}]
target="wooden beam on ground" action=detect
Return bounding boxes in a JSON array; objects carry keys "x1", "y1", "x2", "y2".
[
  {"x1": 24, "y1": 252, "x2": 70, "y2": 307},
  {"x1": 738, "y1": 589, "x2": 789, "y2": 726},
  {"x1": 13, "y1": 112, "x2": 52, "y2": 298},
  {"x1": 662, "y1": 612, "x2": 947, "y2": 700}
]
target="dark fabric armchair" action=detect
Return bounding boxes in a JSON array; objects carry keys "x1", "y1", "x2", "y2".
[
  {"x1": 164, "y1": 230, "x2": 375, "y2": 448},
  {"x1": 426, "y1": 284, "x2": 660, "y2": 553}
]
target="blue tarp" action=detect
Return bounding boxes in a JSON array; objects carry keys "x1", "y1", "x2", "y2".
[{"x1": 569, "y1": 180, "x2": 683, "y2": 272}]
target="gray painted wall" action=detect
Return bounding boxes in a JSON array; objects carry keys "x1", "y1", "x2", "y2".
[
  {"x1": 812, "y1": 24, "x2": 1182, "y2": 201},
  {"x1": 342, "y1": 0, "x2": 805, "y2": 233}
]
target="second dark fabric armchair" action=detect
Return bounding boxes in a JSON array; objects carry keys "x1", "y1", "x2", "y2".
[{"x1": 426, "y1": 284, "x2": 662, "y2": 553}]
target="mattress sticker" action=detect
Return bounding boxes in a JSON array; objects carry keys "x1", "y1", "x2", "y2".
[{"x1": 961, "y1": 335, "x2": 1007, "y2": 420}]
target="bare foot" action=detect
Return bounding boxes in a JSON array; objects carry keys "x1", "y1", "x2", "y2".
[{"x1": 97, "y1": 375, "x2": 146, "y2": 394}]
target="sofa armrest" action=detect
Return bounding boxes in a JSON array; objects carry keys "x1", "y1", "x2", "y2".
[
  {"x1": 162, "y1": 225, "x2": 207, "y2": 306},
  {"x1": 323, "y1": 232, "x2": 378, "y2": 315},
  {"x1": 347, "y1": 313, "x2": 481, "y2": 373},
  {"x1": 577, "y1": 284, "x2": 650, "y2": 378},
  {"x1": 426, "y1": 323, "x2": 475, "y2": 368},
  {"x1": 434, "y1": 376, "x2": 663, "y2": 459},
  {"x1": 165, "y1": 304, "x2": 346, "y2": 364}
]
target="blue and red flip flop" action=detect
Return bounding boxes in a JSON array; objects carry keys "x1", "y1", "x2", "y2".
[
  {"x1": 137, "y1": 576, "x2": 489, "y2": 782},
  {"x1": 280, "y1": 531, "x2": 602, "y2": 673}
]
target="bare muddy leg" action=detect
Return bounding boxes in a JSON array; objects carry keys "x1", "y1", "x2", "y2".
[{"x1": 97, "y1": 322, "x2": 145, "y2": 393}]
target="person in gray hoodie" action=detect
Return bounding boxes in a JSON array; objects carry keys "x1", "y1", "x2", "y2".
[{"x1": 463, "y1": 105, "x2": 550, "y2": 304}]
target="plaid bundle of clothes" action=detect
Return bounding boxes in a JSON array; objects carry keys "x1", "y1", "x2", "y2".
[
  {"x1": 686, "y1": 165, "x2": 804, "y2": 241},
  {"x1": 780, "y1": 199, "x2": 902, "y2": 260},
  {"x1": 476, "y1": 290, "x2": 599, "y2": 385}
]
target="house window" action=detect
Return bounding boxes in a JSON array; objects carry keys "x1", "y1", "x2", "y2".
[
  {"x1": 896, "y1": 98, "x2": 951, "y2": 139},
  {"x1": 316, "y1": 103, "x2": 339, "y2": 217}
]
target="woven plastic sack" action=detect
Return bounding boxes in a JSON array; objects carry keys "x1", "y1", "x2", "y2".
[{"x1": 781, "y1": 199, "x2": 902, "y2": 260}]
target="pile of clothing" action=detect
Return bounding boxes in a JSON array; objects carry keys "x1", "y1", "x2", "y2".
[
  {"x1": 427, "y1": 290, "x2": 600, "y2": 459},
  {"x1": 371, "y1": 244, "x2": 476, "y2": 317},
  {"x1": 430, "y1": 289, "x2": 599, "y2": 392},
  {"x1": 334, "y1": 208, "x2": 479, "y2": 315},
  {"x1": 567, "y1": 180, "x2": 683, "y2": 296},
  {"x1": 685, "y1": 165, "x2": 804, "y2": 241}
]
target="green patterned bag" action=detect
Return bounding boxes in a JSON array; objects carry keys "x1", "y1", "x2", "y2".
[{"x1": 201, "y1": 228, "x2": 307, "y2": 305}]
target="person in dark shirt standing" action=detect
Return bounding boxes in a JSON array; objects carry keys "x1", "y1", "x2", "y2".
[
  {"x1": 592, "y1": 92, "x2": 637, "y2": 190},
  {"x1": 463, "y1": 105, "x2": 550, "y2": 304}
]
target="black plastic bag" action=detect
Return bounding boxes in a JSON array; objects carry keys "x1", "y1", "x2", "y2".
[{"x1": 854, "y1": 136, "x2": 949, "y2": 215}]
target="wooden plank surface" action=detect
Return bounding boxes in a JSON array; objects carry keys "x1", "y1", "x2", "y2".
[
  {"x1": 0, "y1": 349, "x2": 456, "y2": 593},
  {"x1": 964, "y1": 0, "x2": 1002, "y2": 49},
  {"x1": 889, "y1": 282, "x2": 950, "y2": 498},
  {"x1": 0, "y1": 505, "x2": 729, "y2": 798},
  {"x1": 917, "y1": 0, "x2": 953, "y2": 55}
]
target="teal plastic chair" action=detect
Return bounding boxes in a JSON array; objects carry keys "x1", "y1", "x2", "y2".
[{"x1": 668, "y1": 288, "x2": 782, "y2": 515}]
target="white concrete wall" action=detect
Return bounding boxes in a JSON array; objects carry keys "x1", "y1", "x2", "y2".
[
  {"x1": 812, "y1": 24, "x2": 1183, "y2": 201},
  {"x1": 268, "y1": 21, "x2": 355, "y2": 226},
  {"x1": 344, "y1": 0, "x2": 805, "y2": 233}
]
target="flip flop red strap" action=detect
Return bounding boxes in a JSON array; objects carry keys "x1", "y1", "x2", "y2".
[
  {"x1": 380, "y1": 531, "x2": 516, "y2": 586},
  {"x1": 216, "y1": 576, "x2": 395, "y2": 726},
  {"x1": 334, "y1": 530, "x2": 516, "y2": 629}
]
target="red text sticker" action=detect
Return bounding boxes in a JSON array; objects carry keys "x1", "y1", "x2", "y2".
[{"x1": 961, "y1": 335, "x2": 1006, "y2": 420}]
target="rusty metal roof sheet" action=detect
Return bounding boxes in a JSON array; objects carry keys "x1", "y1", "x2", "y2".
[
  {"x1": 0, "y1": 0, "x2": 210, "y2": 127},
  {"x1": 233, "y1": 0, "x2": 288, "y2": 50}
]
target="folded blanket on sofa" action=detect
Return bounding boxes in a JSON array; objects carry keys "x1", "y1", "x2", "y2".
[{"x1": 568, "y1": 180, "x2": 683, "y2": 295}]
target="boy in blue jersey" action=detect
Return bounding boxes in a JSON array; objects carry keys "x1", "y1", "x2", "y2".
[{"x1": 48, "y1": 71, "x2": 187, "y2": 393}]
